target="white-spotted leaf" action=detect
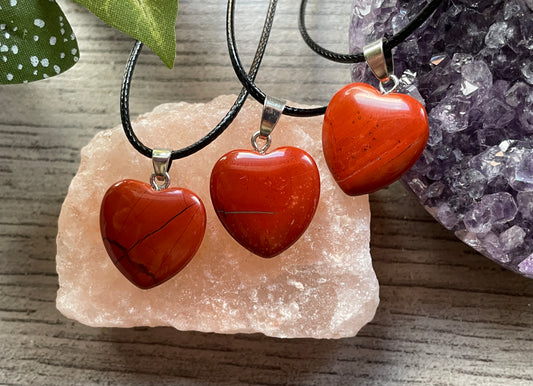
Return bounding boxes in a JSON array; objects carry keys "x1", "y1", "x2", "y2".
[
  {"x1": 73, "y1": 0, "x2": 178, "y2": 68},
  {"x1": 0, "y1": 0, "x2": 79, "y2": 84}
]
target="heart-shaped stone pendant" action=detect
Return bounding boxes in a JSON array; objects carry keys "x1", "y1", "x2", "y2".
[
  {"x1": 322, "y1": 82, "x2": 429, "y2": 196},
  {"x1": 210, "y1": 146, "x2": 320, "y2": 258},
  {"x1": 100, "y1": 179, "x2": 206, "y2": 289}
]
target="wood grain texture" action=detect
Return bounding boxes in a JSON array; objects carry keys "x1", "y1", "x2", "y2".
[{"x1": 1, "y1": 1, "x2": 532, "y2": 385}]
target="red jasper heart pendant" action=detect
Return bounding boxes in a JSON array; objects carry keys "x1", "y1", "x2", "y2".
[
  {"x1": 210, "y1": 146, "x2": 320, "y2": 258},
  {"x1": 323, "y1": 82, "x2": 429, "y2": 196},
  {"x1": 100, "y1": 179, "x2": 206, "y2": 289}
]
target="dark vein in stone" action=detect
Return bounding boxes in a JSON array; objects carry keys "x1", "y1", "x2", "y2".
[
  {"x1": 122, "y1": 203, "x2": 196, "y2": 257},
  {"x1": 160, "y1": 206, "x2": 201, "y2": 270},
  {"x1": 104, "y1": 203, "x2": 196, "y2": 284},
  {"x1": 216, "y1": 210, "x2": 276, "y2": 215},
  {"x1": 103, "y1": 237, "x2": 159, "y2": 283}
]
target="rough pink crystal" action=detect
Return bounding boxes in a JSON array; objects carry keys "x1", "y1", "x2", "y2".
[{"x1": 56, "y1": 95, "x2": 379, "y2": 339}]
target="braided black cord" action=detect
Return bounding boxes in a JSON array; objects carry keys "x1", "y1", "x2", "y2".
[
  {"x1": 227, "y1": 0, "x2": 327, "y2": 117},
  {"x1": 227, "y1": 0, "x2": 444, "y2": 117},
  {"x1": 120, "y1": 41, "x2": 151, "y2": 159},
  {"x1": 298, "y1": 0, "x2": 445, "y2": 63},
  {"x1": 120, "y1": 0, "x2": 279, "y2": 168}
]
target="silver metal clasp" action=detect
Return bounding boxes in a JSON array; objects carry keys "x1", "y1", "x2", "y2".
[
  {"x1": 363, "y1": 38, "x2": 399, "y2": 94},
  {"x1": 251, "y1": 95, "x2": 286, "y2": 154},
  {"x1": 150, "y1": 148, "x2": 171, "y2": 191}
]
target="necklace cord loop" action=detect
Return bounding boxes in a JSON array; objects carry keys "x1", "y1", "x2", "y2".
[
  {"x1": 120, "y1": 0, "x2": 280, "y2": 167},
  {"x1": 299, "y1": 0, "x2": 445, "y2": 64},
  {"x1": 121, "y1": 0, "x2": 445, "y2": 163},
  {"x1": 228, "y1": 0, "x2": 444, "y2": 117},
  {"x1": 227, "y1": 0, "x2": 327, "y2": 117}
]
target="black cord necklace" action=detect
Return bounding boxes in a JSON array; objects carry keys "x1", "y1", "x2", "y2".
[
  {"x1": 103, "y1": 0, "x2": 286, "y2": 289},
  {"x1": 120, "y1": 0, "x2": 279, "y2": 171},
  {"x1": 226, "y1": 0, "x2": 326, "y2": 118},
  {"x1": 227, "y1": 0, "x2": 445, "y2": 113},
  {"x1": 299, "y1": 0, "x2": 445, "y2": 64},
  {"x1": 101, "y1": 1, "x2": 442, "y2": 289}
]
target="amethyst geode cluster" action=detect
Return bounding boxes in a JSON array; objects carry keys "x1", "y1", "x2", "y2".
[{"x1": 350, "y1": 0, "x2": 533, "y2": 277}]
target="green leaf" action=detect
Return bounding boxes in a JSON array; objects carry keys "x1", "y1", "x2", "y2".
[
  {"x1": 0, "y1": 0, "x2": 79, "y2": 84},
  {"x1": 73, "y1": 0, "x2": 178, "y2": 68}
]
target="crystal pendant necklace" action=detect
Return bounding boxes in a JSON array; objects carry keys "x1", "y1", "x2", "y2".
[
  {"x1": 100, "y1": 0, "x2": 445, "y2": 288},
  {"x1": 208, "y1": 1, "x2": 327, "y2": 257},
  {"x1": 100, "y1": 0, "x2": 280, "y2": 289},
  {"x1": 321, "y1": 39, "x2": 429, "y2": 196},
  {"x1": 210, "y1": 95, "x2": 321, "y2": 258},
  {"x1": 227, "y1": 0, "x2": 445, "y2": 196}
]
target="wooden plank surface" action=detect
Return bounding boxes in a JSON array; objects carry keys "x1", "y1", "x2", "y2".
[{"x1": 1, "y1": 1, "x2": 532, "y2": 384}]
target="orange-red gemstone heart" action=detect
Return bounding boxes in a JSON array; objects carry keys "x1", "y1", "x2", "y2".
[
  {"x1": 210, "y1": 147, "x2": 320, "y2": 258},
  {"x1": 100, "y1": 179, "x2": 206, "y2": 289},
  {"x1": 322, "y1": 82, "x2": 429, "y2": 196}
]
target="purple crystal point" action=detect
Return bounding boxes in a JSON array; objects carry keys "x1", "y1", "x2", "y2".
[
  {"x1": 500, "y1": 225, "x2": 526, "y2": 252},
  {"x1": 461, "y1": 61, "x2": 493, "y2": 96},
  {"x1": 454, "y1": 168, "x2": 488, "y2": 200},
  {"x1": 485, "y1": 21, "x2": 510, "y2": 49},
  {"x1": 350, "y1": 0, "x2": 533, "y2": 278},
  {"x1": 482, "y1": 99, "x2": 515, "y2": 129},
  {"x1": 463, "y1": 204, "x2": 492, "y2": 233},
  {"x1": 517, "y1": 192, "x2": 533, "y2": 219},
  {"x1": 518, "y1": 254, "x2": 533, "y2": 278},
  {"x1": 505, "y1": 81, "x2": 530, "y2": 107},
  {"x1": 482, "y1": 192, "x2": 518, "y2": 224},
  {"x1": 430, "y1": 97, "x2": 471, "y2": 133},
  {"x1": 521, "y1": 60, "x2": 533, "y2": 85},
  {"x1": 451, "y1": 53, "x2": 474, "y2": 73},
  {"x1": 468, "y1": 146, "x2": 505, "y2": 181},
  {"x1": 481, "y1": 232, "x2": 509, "y2": 263},
  {"x1": 505, "y1": 147, "x2": 533, "y2": 191},
  {"x1": 436, "y1": 203, "x2": 460, "y2": 230}
]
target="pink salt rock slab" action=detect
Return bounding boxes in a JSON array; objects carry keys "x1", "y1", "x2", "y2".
[{"x1": 56, "y1": 95, "x2": 379, "y2": 339}]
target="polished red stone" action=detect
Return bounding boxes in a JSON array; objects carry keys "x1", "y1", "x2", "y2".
[
  {"x1": 100, "y1": 179, "x2": 206, "y2": 289},
  {"x1": 210, "y1": 147, "x2": 320, "y2": 258},
  {"x1": 323, "y1": 82, "x2": 429, "y2": 196}
]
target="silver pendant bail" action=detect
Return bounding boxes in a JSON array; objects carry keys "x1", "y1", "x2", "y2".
[
  {"x1": 259, "y1": 95, "x2": 286, "y2": 138},
  {"x1": 150, "y1": 148, "x2": 171, "y2": 191},
  {"x1": 251, "y1": 95, "x2": 286, "y2": 154},
  {"x1": 363, "y1": 38, "x2": 394, "y2": 84}
]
